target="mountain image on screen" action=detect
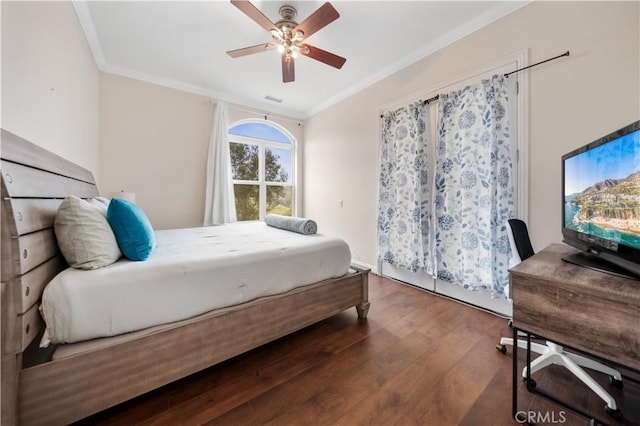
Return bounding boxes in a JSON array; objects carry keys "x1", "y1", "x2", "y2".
[{"x1": 566, "y1": 171, "x2": 640, "y2": 248}]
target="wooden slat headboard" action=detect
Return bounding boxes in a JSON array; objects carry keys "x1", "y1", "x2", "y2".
[{"x1": 1, "y1": 129, "x2": 99, "y2": 356}]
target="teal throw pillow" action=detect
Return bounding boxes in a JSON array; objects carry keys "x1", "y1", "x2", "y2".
[{"x1": 107, "y1": 198, "x2": 156, "y2": 261}]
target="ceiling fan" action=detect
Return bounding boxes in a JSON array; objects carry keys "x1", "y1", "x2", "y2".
[{"x1": 227, "y1": 0, "x2": 346, "y2": 83}]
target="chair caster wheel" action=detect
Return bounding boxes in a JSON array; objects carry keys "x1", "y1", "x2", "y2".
[
  {"x1": 496, "y1": 344, "x2": 507, "y2": 354},
  {"x1": 522, "y1": 377, "x2": 536, "y2": 389},
  {"x1": 605, "y1": 405, "x2": 623, "y2": 419},
  {"x1": 610, "y1": 377, "x2": 623, "y2": 388}
]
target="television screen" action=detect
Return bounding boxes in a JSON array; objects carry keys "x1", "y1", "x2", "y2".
[
  {"x1": 564, "y1": 128, "x2": 640, "y2": 248},
  {"x1": 562, "y1": 120, "x2": 640, "y2": 278}
]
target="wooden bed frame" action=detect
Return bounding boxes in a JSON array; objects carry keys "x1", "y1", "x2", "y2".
[{"x1": 0, "y1": 129, "x2": 370, "y2": 425}]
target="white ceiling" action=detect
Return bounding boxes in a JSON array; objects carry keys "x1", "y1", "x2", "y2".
[{"x1": 74, "y1": 1, "x2": 527, "y2": 119}]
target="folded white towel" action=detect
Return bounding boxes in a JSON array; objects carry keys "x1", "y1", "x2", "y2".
[{"x1": 265, "y1": 214, "x2": 318, "y2": 235}]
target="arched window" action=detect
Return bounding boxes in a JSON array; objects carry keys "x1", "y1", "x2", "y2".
[{"x1": 229, "y1": 121, "x2": 295, "y2": 221}]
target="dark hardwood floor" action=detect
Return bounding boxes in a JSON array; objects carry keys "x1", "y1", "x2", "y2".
[{"x1": 76, "y1": 274, "x2": 639, "y2": 426}]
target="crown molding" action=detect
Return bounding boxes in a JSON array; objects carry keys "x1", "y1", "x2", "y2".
[
  {"x1": 100, "y1": 62, "x2": 306, "y2": 120},
  {"x1": 72, "y1": 1, "x2": 106, "y2": 68},
  {"x1": 72, "y1": 0, "x2": 530, "y2": 121},
  {"x1": 303, "y1": 1, "x2": 530, "y2": 118}
]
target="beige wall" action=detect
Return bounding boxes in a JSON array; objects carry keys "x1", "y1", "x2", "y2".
[
  {"x1": 303, "y1": 1, "x2": 640, "y2": 269},
  {"x1": 1, "y1": 1, "x2": 100, "y2": 178},
  {"x1": 99, "y1": 73, "x2": 303, "y2": 229},
  {"x1": 4, "y1": 1, "x2": 637, "y2": 266}
]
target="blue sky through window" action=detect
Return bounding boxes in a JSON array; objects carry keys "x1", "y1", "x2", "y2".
[
  {"x1": 564, "y1": 131, "x2": 640, "y2": 195},
  {"x1": 229, "y1": 122, "x2": 292, "y2": 144},
  {"x1": 267, "y1": 147, "x2": 292, "y2": 184}
]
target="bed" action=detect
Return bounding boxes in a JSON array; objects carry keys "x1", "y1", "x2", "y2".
[{"x1": 0, "y1": 129, "x2": 370, "y2": 425}]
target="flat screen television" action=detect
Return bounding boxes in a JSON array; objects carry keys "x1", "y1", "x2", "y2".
[{"x1": 561, "y1": 119, "x2": 640, "y2": 280}]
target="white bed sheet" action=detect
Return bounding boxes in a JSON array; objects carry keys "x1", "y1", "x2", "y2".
[{"x1": 41, "y1": 222, "x2": 351, "y2": 345}]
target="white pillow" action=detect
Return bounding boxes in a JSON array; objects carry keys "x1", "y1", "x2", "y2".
[
  {"x1": 54, "y1": 196, "x2": 121, "y2": 269},
  {"x1": 87, "y1": 196, "x2": 110, "y2": 216}
]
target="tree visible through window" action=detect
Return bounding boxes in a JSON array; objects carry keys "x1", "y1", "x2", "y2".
[{"x1": 229, "y1": 122, "x2": 294, "y2": 221}]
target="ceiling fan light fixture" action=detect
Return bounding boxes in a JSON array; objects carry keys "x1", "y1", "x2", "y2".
[
  {"x1": 228, "y1": 1, "x2": 345, "y2": 83},
  {"x1": 270, "y1": 29, "x2": 283, "y2": 40}
]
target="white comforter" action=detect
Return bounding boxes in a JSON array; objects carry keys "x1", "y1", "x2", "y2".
[{"x1": 41, "y1": 222, "x2": 351, "y2": 345}]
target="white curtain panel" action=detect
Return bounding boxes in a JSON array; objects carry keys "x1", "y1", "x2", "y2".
[
  {"x1": 377, "y1": 102, "x2": 434, "y2": 273},
  {"x1": 204, "y1": 100, "x2": 237, "y2": 225},
  {"x1": 433, "y1": 75, "x2": 515, "y2": 297}
]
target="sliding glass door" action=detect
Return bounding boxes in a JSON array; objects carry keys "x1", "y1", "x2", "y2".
[{"x1": 378, "y1": 64, "x2": 520, "y2": 316}]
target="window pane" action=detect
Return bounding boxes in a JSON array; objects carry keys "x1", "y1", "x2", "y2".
[
  {"x1": 230, "y1": 143, "x2": 259, "y2": 180},
  {"x1": 265, "y1": 147, "x2": 292, "y2": 183},
  {"x1": 234, "y1": 184, "x2": 259, "y2": 221},
  {"x1": 267, "y1": 186, "x2": 292, "y2": 217},
  {"x1": 229, "y1": 123, "x2": 291, "y2": 144}
]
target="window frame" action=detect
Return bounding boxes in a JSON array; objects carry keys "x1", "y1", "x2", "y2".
[{"x1": 228, "y1": 121, "x2": 296, "y2": 221}]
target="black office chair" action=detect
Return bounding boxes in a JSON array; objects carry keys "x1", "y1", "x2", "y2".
[{"x1": 497, "y1": 219, "x2": 623, "y2": 417}]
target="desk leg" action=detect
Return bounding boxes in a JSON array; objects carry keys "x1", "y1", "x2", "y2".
[
  {"x1": 513, "y1": 331, "x2": 538, "y2": 425},
  {"x1": 513, "y1": 327, "x2": 533, "y2": 424},
  {"x1": 525, "y1": 332, "x2": 534, "y2": 390},
  {"x1": 512, "y1": 325, "x2": 519, "y2": 421}
]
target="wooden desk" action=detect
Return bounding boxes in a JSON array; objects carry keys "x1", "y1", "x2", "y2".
[{"x1": 511, "y1": 243, "x2": 640, "y2": 371}]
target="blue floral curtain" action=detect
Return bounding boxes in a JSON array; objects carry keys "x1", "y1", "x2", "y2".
[
  {"x1": 378, "y1": 102, "x2": 433, "y2": 273},
  {"x1": 434, "y1": 75, "x2": 515, "y2": 297}
]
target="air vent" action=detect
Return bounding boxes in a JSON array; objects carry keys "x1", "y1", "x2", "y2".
[{"x1": 264, "y1": 95, "x2": 283, "y2": 103}]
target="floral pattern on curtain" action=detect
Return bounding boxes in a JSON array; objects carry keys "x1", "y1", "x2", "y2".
[
  {"x1": 378, "y1": 102, "x2": 433, "y2": 273},
  {"x1": 434, "y1": 75, "x2": 514, "y2": 297}
]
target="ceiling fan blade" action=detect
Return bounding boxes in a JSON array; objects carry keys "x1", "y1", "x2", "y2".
[
  {"x1": 294, "y1": 2, "x2": 339, "y2": 39},
  {"x1": 282, "y1": 54, "x2": 295, "y2": 83},
  {"x1": 300, "y1": 44, "x2": 346, "y2": 69},
  {"x1": 227, "y1": 43, "x2": 276, "y2": 58},
  {"x1": 231, "y1": 0, "x2": 278, "y2": 32}
]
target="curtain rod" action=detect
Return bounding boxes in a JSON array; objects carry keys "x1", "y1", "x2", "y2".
[
  {"x1": 505, "y1": 51, "x2": 570, "y2": 77},
  {"x1": 380, "y1": 51, "x2": 569, "y2": 118},
  {"x1": 379, "y1": 94, "x2": 440, "y2": 118},
  {"x1": 379, "y1": 51, "x2": 570, "y2": 118},
  {"x1": 422, "y1": 94, "x2": 440, "y2": 105}
]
